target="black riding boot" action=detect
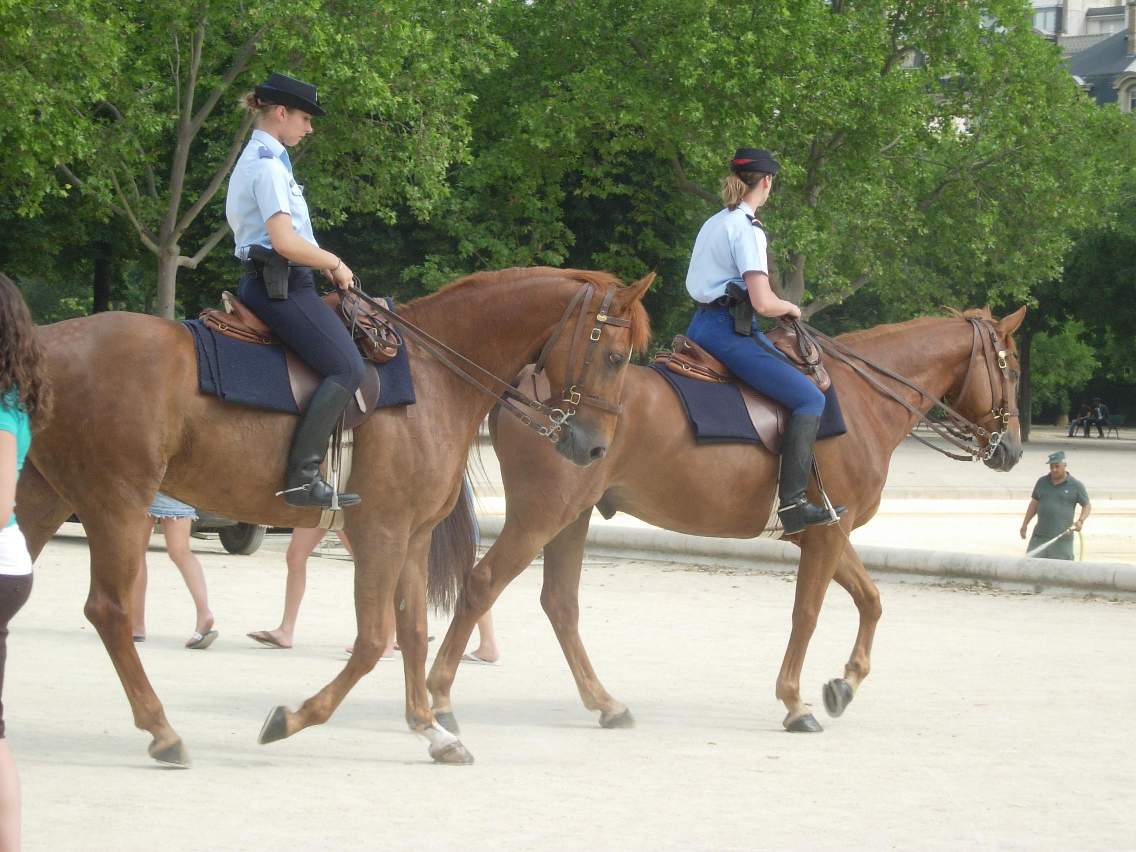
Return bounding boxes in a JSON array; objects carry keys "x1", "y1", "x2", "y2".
[
  {"x1": 280, "y1": 379, "x2": 361, "y2": 509},
  {"x1": 777, "y1": 413, "x2": 844, "y2": 535}
]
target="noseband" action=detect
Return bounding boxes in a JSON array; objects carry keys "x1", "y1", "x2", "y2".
[
  {"x1": 347, "y1": 282, "x2": 629, "y2": 444},
  {"x1": 802, "y1": 317, "x2": 1017, "y2": 463}
]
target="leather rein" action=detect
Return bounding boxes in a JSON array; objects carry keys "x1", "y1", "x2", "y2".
[
  {"x1": 347, "y1": 283, "x2": 630, "y2": 443},
  {"x1": 797, "y1": 317, "x2": 1018, "y2": 462}
]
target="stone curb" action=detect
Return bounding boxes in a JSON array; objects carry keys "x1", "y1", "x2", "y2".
[{"x1": 477, "y1": 516, "x2": 1136, "y2": 595}]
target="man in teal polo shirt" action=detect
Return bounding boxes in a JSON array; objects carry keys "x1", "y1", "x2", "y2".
[{"x1": 1019, "y1": 451, "x2": 1091, "y2": 560}]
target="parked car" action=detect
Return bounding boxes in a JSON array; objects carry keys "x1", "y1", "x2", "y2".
[{"x1": 65, "y1": 511, "x2": 269, "y2": 556}]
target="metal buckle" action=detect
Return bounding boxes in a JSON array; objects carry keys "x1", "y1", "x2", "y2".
[
  {"x1": 590, "y1": 327, "x2": 602, "y2": 341},
  {"x1": 997, "y1": 350, "x2": 1008, "y2": 369},
  {"x1": 596, "y1": 313, "x2": 608, "y2": 323},
  {"x1": 566, "y1": 387, "x2": 581, "y2": 406}
]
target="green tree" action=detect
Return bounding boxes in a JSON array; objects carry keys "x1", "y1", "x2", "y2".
[{"x1": 50, "y1": 0, "x2": 505, "y2": 318}]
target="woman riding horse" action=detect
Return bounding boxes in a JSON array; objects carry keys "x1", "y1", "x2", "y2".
[
  {"x1": 226, "y1": 72, "x2": 363, "y2": 509},
  {"x1": 684, "y1": 147, "x2": 844, "y2": 535}
]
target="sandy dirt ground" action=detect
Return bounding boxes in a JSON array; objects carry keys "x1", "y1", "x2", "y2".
[{"x1": 6, "y1": 528, "x2": 1135, "y2": 851}]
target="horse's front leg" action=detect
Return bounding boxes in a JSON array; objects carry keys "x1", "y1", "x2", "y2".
[
  {"x1": 539, "y1": 509, "x2": 633, "y2": 728},
  {"x1": 775, "y1": 520, "x2": 850, "y2": 733},
  {"x1": 427, "y1": 517, "x2": 547, "y2": 737},
  {"x1": 82, "y1": 509, "x2": 189, "y2": 766},
  {"x1": 395, "y1": 530, "x2": 473, "y2": 765},
  {"x1": 822, "y1": 544, "x2": 882, "y2": 719},
  {"x1": 258, "y1": 516, "x2": 404, "y2": 747}
]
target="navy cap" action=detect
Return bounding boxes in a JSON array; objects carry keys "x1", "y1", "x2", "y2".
[
  {"x1": 1047, "y1": 451, "x2": 1066, "y2": 464},
  {"x1": 730, "y1": 147, "x2": 780, "y2": 175},
  {"x1": 255, "y1": 73, "x2": 325, "y2": 116}
]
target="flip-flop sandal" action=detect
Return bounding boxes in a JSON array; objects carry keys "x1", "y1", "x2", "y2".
[
  {"x1": 185, "y1": 629, "x2": 219, "y2": 650},
  {"x1": 461, "y1": 652, "x2": 498, "y2": 665},
  {"x1": 132, "y1": 634, "x2": 146, "y2": 643},
  {"x1": 247, "y1": 631, "x2": 291, "y2": 649}
]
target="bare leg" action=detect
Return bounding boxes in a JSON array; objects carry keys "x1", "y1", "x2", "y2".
[
  {"x1": 466, "y1": 610, "x2": 499, "y2": 662},
  {"x1": 0, "y1": 740, "x2": 20, "y2": 852},
  {"x1": 160, "y1": 517, "x2": 214, "y2": 643},
  {"x1": 774, "y1": 521, "x2": 849, "y2": 732},
  {"x1": 250, "y1": 526, "x2": 325, "y2": 649}
]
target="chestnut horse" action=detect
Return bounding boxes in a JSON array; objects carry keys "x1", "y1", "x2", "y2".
[
  {"x1": 15, "y1": 267, "x2": 652, "y2": 766},
  {"x1": 427, "y1": 308, "x2": 1025, "y2": 734}
]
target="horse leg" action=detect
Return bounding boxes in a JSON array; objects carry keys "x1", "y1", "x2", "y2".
[
  {"x1": 539, "y1": 509, "x2": 632, "y2": 728},
  {"x1": 13, "y1": 462, "x2": 72, "y2": 560},
  {"x1": 822, "y1": 546, "x2": 882, "y2": 719},
  {"x1": 427, "y1": 519, "x2": 546, "y2": 736},
  {"x1": 774, "y1": 522, "x2": 849, "y2": 733},
  {"x1": 394, "y1": 531, "x2": 474, "y2": 765},
  {"x1": 82, "y1": 511, "x2": 189, "y2": 766}
]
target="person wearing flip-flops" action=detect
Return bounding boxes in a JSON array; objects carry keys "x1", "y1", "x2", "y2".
[
  {"x1": 131, "y1": 493, "x2": 218, "y2": 649},
  {"x1": 249, "y1": 525, "x2": 501, "y2": 664}
]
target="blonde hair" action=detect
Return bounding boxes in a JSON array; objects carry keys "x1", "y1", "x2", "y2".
[
  {"x1": 240, "y1": 90, "x2": 282, "y2": 125},
  {"x1": 721, "y1": 171, "x2": 769, "y2": 210}
]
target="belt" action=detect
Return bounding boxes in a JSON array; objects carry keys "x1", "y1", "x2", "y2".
[
  {"x1": 241, "y1": 260, "x2": 309, "y2": 275},
  {"x1": 696, "y1": 296, "x2": 733, "y2": 310}
]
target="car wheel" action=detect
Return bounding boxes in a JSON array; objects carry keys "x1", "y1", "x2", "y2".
[{"x1": 218, "y1": 523, "x2": 267, "y2": 555}]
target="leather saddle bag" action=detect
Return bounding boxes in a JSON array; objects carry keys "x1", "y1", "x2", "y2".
[
  {"x1": 200, "y1": 290, "x2": 401, "y2": 365},
  {"x1": 766, "y1": 321, "x2": 831, "y2": 392},
  {"x1": 652, "y1": 335, "x2": 733, "y2": 383}
]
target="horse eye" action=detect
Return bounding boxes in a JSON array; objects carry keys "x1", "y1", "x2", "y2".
[{"x1": 607, "y1": 351, "x2": 625, "y2": 366}]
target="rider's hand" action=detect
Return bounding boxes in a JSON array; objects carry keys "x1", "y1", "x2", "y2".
[
  {"x1": 1073, "y1": 519, "x2": 1084, "y2": 532},
  {"x1": 1019, "y1": 524, "x2": 1028, "y2": 540},
  {"x1": 331, "y1": 261, "x2": 354, "y2": 291},
  {"x1": 782, "y1": 303, "x2": 802, "y2": 320}
]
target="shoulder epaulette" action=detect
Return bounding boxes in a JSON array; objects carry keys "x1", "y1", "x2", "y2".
[{"x1": 258, "y1": 146, "x2": 275, "y2": 159}]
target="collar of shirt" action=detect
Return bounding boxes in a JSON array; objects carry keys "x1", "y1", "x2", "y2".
[{"x1": 738, "y1": 201, "x2": 756, "y2": 219}]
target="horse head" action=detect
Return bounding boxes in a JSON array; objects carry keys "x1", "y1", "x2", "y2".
[
  {"x1": 949, "y1": 306, "x2": 1026, "y2": 472},
  {"x1": 540, "y1": 271, "x2": 654, "y2": 466}
]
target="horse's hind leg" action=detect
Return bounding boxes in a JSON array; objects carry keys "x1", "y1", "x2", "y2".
[
  {"x1": 14, "y1": 462, "x2": 72, "y2": 560},
  {"x1": 540, "y1": 509, "x2": 632, "y2": 728},
  {"x1": 822, "y1": 545, "x2": 882, "y2": 719},
  {"x1": 774, "y1": 522, "x2": 849, "y2": 733},
  {"x1": 82, "y1": 510, "x2": 189, "y2": 766},
  {"x1": 427, "y1": 519, "x2": 546, "y2": 736},
  {"x1": 395, "y1": 531, "x2": 473, "y2": 764}
]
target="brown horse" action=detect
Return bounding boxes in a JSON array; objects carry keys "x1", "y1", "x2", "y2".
[
  {"x1": 427, "y1": 308, "x2": 1026, "y2": 734},
  {"x1": 15, "y1": 267, "x2": 653, "y2": 766}
]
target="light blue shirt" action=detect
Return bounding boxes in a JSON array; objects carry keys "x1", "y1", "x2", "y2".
[
  {"x1": 685, "y1": 201, "x2": 769, "y2": 304},
  {"x1": 226, "y1": 129, "x2": 319, "y2": 260}
]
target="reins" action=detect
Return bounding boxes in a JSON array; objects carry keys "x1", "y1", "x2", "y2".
[
  {"x1": 795, "y1": 317, "x2": 1017, "y2": 463},
  {"x1": 346, "y1": 281, "x2": 628, "y2": 443}
]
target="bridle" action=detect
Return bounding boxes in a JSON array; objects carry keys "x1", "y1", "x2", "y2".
[
  {"x1": 801, "y1": 316, "x2": 1019, "y2": 462},
  {"x1": 347, "y1": 282, "x2": 630, "y2": 443}
]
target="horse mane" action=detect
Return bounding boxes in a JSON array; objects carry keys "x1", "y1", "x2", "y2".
[
  {"x1": 837, "y1": 306, "x2": 1014, "y2": 350},
  {"x1": 406, "y1": 266, "x2": 652, "y2": 352}
]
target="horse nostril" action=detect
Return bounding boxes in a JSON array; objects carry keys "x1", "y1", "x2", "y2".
[{"x1": 590, "y1": 446, "x2": 607, "y2": 460}]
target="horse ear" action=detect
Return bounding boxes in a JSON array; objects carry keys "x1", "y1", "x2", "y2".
[
  {"x1": 997, "y1": 305, "x2": 1027, "y2": 337},
  {"x1": 614, "y1": 271, "x2": 656, "y2": 308}
]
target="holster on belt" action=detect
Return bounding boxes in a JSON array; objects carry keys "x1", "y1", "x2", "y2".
[
  {"x1": 725, "y1": 281, "x2": 754, "y2": 335},
  {"x1": 247, "y1": 244, "x2": 291, "y2": 300}
]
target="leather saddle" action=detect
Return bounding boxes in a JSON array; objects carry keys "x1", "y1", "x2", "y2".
[
  {"x1": 653, "y1": 331, "x2": 831, "y2": 454},
  {"x1": 199, "y1": 291, "x2": 383, "y2": 430}
]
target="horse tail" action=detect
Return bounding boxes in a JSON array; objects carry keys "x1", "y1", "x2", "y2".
[{"x1": 426, "y1": 473, "x2": 480, "y2": 614}]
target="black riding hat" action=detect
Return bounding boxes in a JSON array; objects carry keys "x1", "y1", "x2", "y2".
[
  {"x1": 255, "y1": 73, "x2": 325, "y2": 116},
  {"x1": 730, "y1": 147, "x2": 780, "y2": 176}
]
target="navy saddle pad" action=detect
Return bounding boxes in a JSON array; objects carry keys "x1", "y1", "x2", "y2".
[
  {"x1": 650, "y1": 363, "x2": 846, "y2": 447},
  {"x1": 183, "y1": 309, "x2": 415, "y2": 415}
]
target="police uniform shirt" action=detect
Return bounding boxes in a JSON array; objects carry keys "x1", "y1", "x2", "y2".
[
  {"x1": 685, "y1": 201, "x2": 768, "y2": 304},
  {"x1": 1030, "y1": 473, "x2": 1089, "y2": 541},
  {"x1": 226, "y1": 129, "x2": 318, "y2": 260}
]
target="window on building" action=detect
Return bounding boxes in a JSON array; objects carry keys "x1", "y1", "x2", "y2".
[
  {"x1": 1129, "y1": 89, "x2": 1136, "y2": 114},
  {"x1": 1033, "y1": 6, "x2": 1059, "y2": 33}
]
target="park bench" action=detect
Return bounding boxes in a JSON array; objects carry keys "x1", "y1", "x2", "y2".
[{"x1": 1105, "y1": 413, "x2": 1125, "y2": 438}]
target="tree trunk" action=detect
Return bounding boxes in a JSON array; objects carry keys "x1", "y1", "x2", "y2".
[
  {"x1": 155, "y1": 245, "x2": 180, "y2": 319},
  {"x1": 1019, "y1": 328, "x2": 1034, "y2": 443},
  {"x1": 783, "y1": 252, "x2": 806, "y2": 303},
  {"x1": 92, "y1": 241, "x2": 113, "y2": 313}
]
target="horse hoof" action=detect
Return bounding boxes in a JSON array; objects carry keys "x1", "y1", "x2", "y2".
[
  {"x1": 148, "y1": 737, "x2": 190, "y2": 767},
  {"x1": 435, "y1": 711, "x2": 461, "y2": 735},
  {"x1": 784, "y1": 713, "x2": 823, "y2": 733},
  {"x1": 258, "y1": 705, "x2": 291, "y2": 745},
  {"x1": 823, "y1": 678, "x2": 854, "y2": 718},
  {"x1": 430, "y1": 739, "x2": 475, "y2": 765},
  {"x1": 600, "y1": 708, "x2": 635, "y2": 729}
]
